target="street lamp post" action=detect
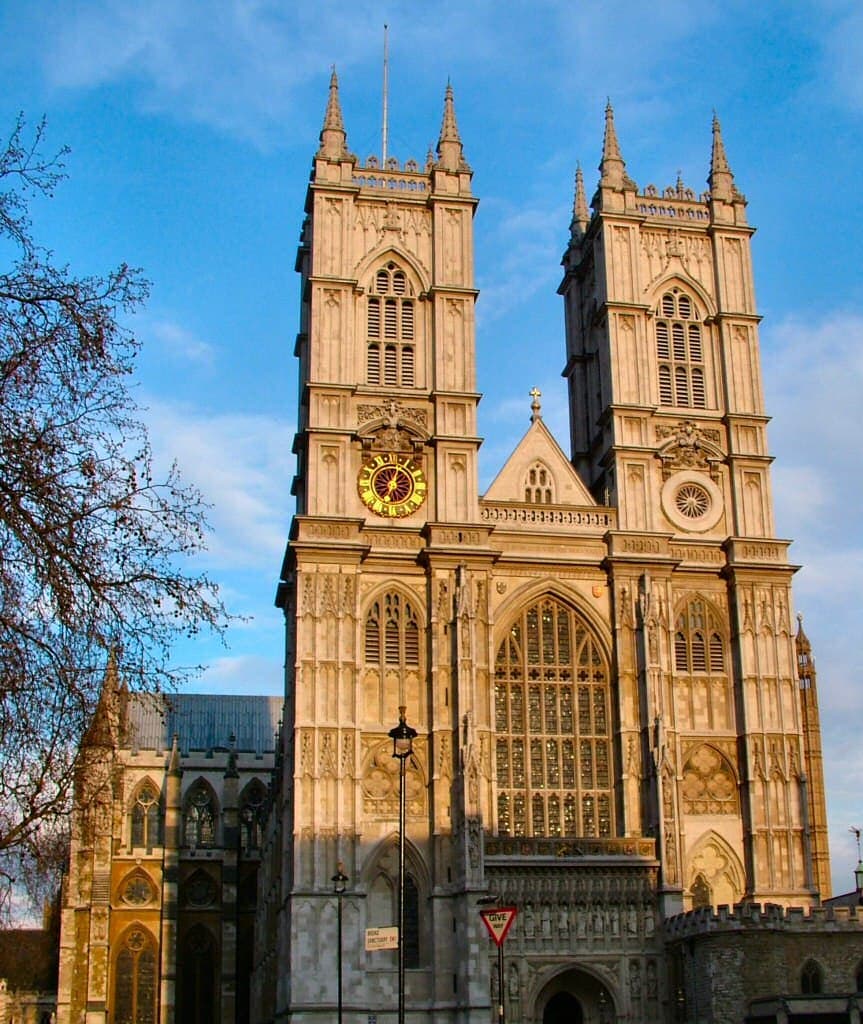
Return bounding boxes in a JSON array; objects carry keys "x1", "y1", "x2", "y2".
[
  {"x1": 331, "y1": 863, "x2": 349, "y2": 1024},
  {"x1": 389, "y1": 707, "x2": 417, "y2": 1024}
]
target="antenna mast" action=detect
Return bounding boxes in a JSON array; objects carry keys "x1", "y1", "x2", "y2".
[{"x1": 382, "y1": 24, "x2": 389, "y2": 166}]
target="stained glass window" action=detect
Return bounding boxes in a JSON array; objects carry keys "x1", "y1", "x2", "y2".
[
  {"x1": 183, "y1": 783, "x2": 217, "y2": 849},
  {"x1": 240, "y1": 779, "x2": 268, "y2": 853},
  {"x1": 494, "y1": 596, "x2": 613, "y2": 838},
  {"x1": 130, "y1": 782, "x2": 161, "y2": 851},
  {"x1": 114, "y1": 928, "x2": 157, "y2": 1024}
]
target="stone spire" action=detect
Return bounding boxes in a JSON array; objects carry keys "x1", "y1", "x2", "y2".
[
  {"x1": 436, "y1": 81, "x2": 469, "y2": 172},
  {"x1": 708, "y1": 112, "x2": 736, "y2": 202},
  {"x1": 599, "y1": 99, "x2": 632, "y2": 189},
  {"x1": 317, "y1": 67, "x2": 349, "y2": 161},
  {"x1": 81, "y1": 648, "x2": 121, "y2": 750},
  {"x1": 571, "y1": 163, "x2": 590, "y2": 237}
]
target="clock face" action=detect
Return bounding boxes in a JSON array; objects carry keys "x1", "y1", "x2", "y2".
[{"x1": 358, "y1": 452, "x2": 427, "y2": 518}]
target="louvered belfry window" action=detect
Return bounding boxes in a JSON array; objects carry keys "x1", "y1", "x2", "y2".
[
  {"x1": 674, "y1": 599, "x2": 726, "y2": 674},
  {"x1": 656, "y1": 288, "x2": 707, "y2": 408},
  {"x1": 367, "y1": 263, "x2": 417, "y2": 387},
  {"x1": 364, "y1": 593, "x2": 421, "y2": 671},
  {"x1": 494, "y1": 597, "x2": 613, "y2": 839}
]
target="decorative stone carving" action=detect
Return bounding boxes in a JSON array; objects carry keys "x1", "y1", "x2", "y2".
[
  {"x1": 655, "y1": 420, "x2": 723, "y2": 481},
  {"x1": 681, "y1": 745, "x2": 738, "y2": 815}
]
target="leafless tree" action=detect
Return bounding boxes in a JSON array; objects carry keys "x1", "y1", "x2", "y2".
[{"x1": 0, "y1": 116, "x2": 228, "y2": 914}]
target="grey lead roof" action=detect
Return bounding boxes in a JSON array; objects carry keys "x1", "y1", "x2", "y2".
[{"x1": 127, "y1": 693, "x2": 283, "y2": 757}]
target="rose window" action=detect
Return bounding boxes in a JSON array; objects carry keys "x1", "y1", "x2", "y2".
[{"x1": 675, "y1": 482, "x2": 711, "y2": 519}]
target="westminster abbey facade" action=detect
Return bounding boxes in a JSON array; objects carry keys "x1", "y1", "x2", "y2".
[{"x1": 51, "y1": 77, "x2": 863, "y2": 1024}]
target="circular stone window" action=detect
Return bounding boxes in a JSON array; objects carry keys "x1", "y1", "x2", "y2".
[
  {"x1": 661, "y1": 471, "x2": 723, "y2": 532},
  {"x1": 675, "y1": 482, "x2": 711, "y2": 519}
]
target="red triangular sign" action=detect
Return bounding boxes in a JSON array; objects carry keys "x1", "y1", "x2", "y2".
[{"x1": 480, "y1": 907, "x2": 517, "y2": 947}]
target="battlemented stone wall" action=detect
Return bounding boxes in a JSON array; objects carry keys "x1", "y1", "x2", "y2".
[{"x1": 664, "y1": 903, "x2": 863, "y2": 1023}]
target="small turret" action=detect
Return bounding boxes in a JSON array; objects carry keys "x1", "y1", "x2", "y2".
[
  {"x1": 317, "y1": 68, "x2": 350, "y2": 161},
  {"x1": 436, "y1": 82, "x2": 470, "y2": 172}
]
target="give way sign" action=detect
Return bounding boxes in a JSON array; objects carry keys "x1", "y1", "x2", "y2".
[{"x1": 479, "y1": 907, "x2": 517, "y2": 946}]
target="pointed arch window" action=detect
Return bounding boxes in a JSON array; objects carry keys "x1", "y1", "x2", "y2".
[
  {"x1": 114, "y1": 928, "x2": 158, "y2": 1024},
  {"x1": 656, "y1": 289, "x2": 707, "y2": 409},
  {"x1": 367, "y1": 262, "x2": 417, "y2": 388},
  {"x1": 130, "y1": 782, "x2": 161, "y2": 852},
  {"x1": 674, "y1": 599, "x2": 726, "y2": 675},
  {"x1": 494, "y1": 596, "x2": 613, "y2": 839},
  {"x1": 240, "y1": 779, "x2": 267, "y2": 853},
  {"x1": 177, "y1": 925, "x2": 216, "y2": 1024},
  {"x1": 801, "y1": 960, "x2": 823, "y2": 995},
  {"x1": 523, "y1": 461, "x2": 555, "y2": 504},
  {"x1": 364, "y1": 592, "x2": 422, "y2": 672},
  {"x1": 183, "y1": 782, "x2": 217, "y2": 850}
]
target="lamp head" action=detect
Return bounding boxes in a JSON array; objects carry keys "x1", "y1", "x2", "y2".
[{"x1": 389, "y1": 706, "x2": 417, "y2": 760}]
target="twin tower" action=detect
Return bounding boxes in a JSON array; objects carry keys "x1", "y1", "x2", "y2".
[{"x1": 263, "y1": 75, "x2": 829, "y2": 1022}]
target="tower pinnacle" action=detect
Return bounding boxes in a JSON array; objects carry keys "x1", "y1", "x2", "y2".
[
  {"x1": 571, "y1": 163, "x2": 590, "y2": 237},
  {"x1": 599, "y1": 100, "x2": 632, "y2": 189},
  {"x1": 708, "y1": 112, "x2": 736, "y2": 202},
  {"x1": 436, "y1": 81, "x2": 469, "y2": 172},
  {"x1": 318, "y1": 67, "x2": 349, "y2": 161}
]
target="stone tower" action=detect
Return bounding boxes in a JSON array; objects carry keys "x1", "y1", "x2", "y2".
[
  {"x1": 558, "y1": 104, "x2": 829, "y2": 912},
  {"x1": 271, "y1": 74, "x2": 495, "y2": 1022}
]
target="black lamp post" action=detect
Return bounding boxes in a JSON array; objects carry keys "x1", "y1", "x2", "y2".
[
  {"x1": 389, "y1": 707, "x2": 417, "y2": 1024},
  {"x1": 331, "y1": 863, "x2": 349, "y2": 1024}
]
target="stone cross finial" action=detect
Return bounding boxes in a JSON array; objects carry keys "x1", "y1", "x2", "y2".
[{"x1": 530, "y1": 386, "x2": 542, "y2": 422}]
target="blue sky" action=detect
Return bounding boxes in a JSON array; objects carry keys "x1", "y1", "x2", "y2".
[{"x1": 2, "y1": 0, "x2": 862, "y2": 892}]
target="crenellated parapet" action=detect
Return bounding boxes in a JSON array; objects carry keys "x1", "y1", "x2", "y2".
[{"x1": 664, "y1": 901, "x2": 863, "y2": 939}]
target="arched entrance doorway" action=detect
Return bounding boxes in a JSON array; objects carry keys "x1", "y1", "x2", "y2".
[
  {"x1": 536, "y1": 966, "x2": 614, "y2": 1024},
  {"x1": 544, "y1": 991, "x2": 584, "y2": 1024}
]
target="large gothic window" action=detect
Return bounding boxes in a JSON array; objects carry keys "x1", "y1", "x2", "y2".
[
  {"x1": 183, "y1": 781, "x2": 217, "y2": 849},
  {"x1": 494, "y1": 597, "x2": 613, "y2": 838},
  {"x1": 130, "y1": 781, "x2": 161, "y2": 852},
  {"x1": 113, "y1": 927, "x2": 158, "y2": 1024},
  {"x1": 367, "y1": 263, "x2": 417, "y2": 388},
  {"x1": 364, "y1": 592, "x2": 421, "y2": 671},
  {"x1": 656, "y1": 288, "x2": 707, "y2": 409}
]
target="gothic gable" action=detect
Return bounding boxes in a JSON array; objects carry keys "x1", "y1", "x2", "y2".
[{"x1": 483, "y1": 418, "x2": 595, "y2": 506}]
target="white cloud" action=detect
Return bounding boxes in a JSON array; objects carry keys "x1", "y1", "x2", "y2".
[
  {"x1": 146, "y1": 318, "x2": 216, "y2": 366},
  {"x1": 823, "y1": 6, "x2": 863, "y2": 113},
  {"x1": 143, "y1": 399, "x2": 293, "y2": 571},
  {"x1": 190, "y1": 653, "x2": 283, "y2": 696},
  {"x1": 764, "y1": 309, "x2": 863, "y2": 890},
  {"x1": 21, "y1": 0, "x2": 730, "y2": 146}
]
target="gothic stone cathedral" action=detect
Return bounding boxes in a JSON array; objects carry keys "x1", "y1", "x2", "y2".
[{"x1": 54, "y1": 78, "x2": 863, "y2": 1024}]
